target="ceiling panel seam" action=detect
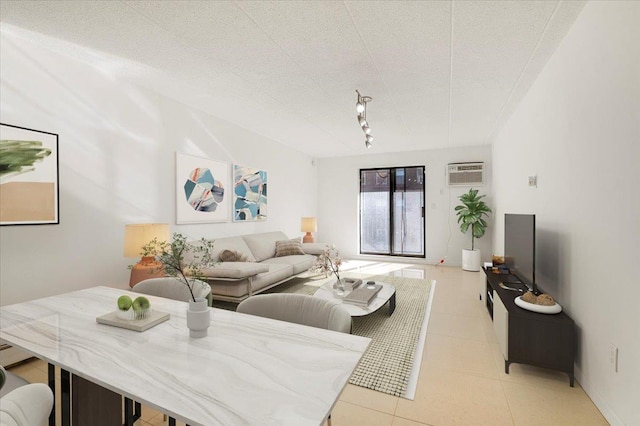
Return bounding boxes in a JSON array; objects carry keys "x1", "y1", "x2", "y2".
[
  {"x1": 120, "y1": 0, "x2": 340, "y2": 145},
  {"x1": 446, "y1": 0, "x2": 454, "y2": 149},
  {"x1": 483, "y1": 0, "x2": 561, "y2": 144},
  {"x1": 343, "y1": 0, "x2": 411, "y2": 138},
  {"x1": 230, "y1": 0, "x2": 347, "y2": 141},
  {"x1": 233, "y1": 0, "x2": 329, "y2": 96}
]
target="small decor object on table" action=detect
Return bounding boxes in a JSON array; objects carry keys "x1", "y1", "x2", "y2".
[
  {"x1": 117, "y1": 295, "x2": 134, "y2": 320},
  {"x1": 515, "y1": 291, "x2": 562, "y2": 314},
  {"x1": 343, "y1": 284, "x2": 383, "y2": 307},
  {"x1": 310, "y1": 245, "x2": 345, "y2": 296},
  {"x1": 98, "y1": 295, "x2": 169, "y2": 332},
  {"x1": 143, "y1": 233, "x2": 216, "y2": 337},
  {"x1": 132, "y1": 296, "x2": 151, "y2": 320},
  {"x1": 115, "y1": 295, "x2": 151, "y2": 320}
]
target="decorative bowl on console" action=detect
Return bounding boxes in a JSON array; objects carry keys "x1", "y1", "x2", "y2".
[{"x1": 515, "y1": 295, "x2": 562, "y2": 314}]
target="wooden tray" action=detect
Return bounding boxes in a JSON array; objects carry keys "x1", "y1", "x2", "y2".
[{"x1": 96, "y1": 310, "x2": 170, "y2": 332}]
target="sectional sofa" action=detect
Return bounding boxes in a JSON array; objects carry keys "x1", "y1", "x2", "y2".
[{"x1": 193, "y1": 231, "x2": 324, "y2": 302}]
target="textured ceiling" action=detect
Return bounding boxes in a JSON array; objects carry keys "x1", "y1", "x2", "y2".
[{"x1": 0, "y1": 1, "x2": 585, "y2": 158}]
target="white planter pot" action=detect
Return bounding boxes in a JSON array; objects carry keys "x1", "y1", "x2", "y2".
[
  {"x1": 187, "y1": 298, "x2": 210, "y2": 338},
  {"x1": 462, "y1": 249, "x2": 481, "y2": 272}
]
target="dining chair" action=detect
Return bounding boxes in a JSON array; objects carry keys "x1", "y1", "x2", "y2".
[
  {"x1": 0, "y1": 365, "x2": 54, "y2": 426},
  {"x1": 236, "y1": 293, "x2": 352, "y2": 334},
  {"x1": 132, "y1": 277, "x2": 212, "y2": 306}
]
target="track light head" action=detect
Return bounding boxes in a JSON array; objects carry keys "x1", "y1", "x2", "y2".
[{"x1": 356, "y1": 90, "x2": 373, "y2": 147}]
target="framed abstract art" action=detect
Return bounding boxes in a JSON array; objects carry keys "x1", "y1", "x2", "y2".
[
  {"x1": 176, "y1": 152, "x2": 230, "y2": 224},
  {"x1": 0, "y1": 123, "x2": 59, "y2": 225},
  {"x1": 233, "y1": 164, "x2": 267, "y2": 221}
]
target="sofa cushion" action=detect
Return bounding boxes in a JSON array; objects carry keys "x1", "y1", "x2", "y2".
[
  {"x1": 262, "y1": 255, "x2": 315, "y2": 274},
  {"x1": 199, "y1": 262, "x2": 268, "y2": 279},
  {"x1": 250, "y1": 263, "x2": 294, "y2": 290},
  {"x1": 208, "y1": 263, "x2": 293, "y2": 298},
  {"x1": 301, "y1": 243, "x2": 328, "y2": 255},
  {"x1": 219, "y1": 249, "x2": 248, "y2": 262},
  {"x1": 242, "y1": 231, "x2": 289, "y2": 262},
  {"x1": 208, "y1": 236, "x2": 256, "y2": 262},
  {"x1": 274, "y1": 240, "x2": 305, "y2": 257}
]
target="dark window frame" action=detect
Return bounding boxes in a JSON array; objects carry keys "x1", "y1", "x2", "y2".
[{"x1": 359, "y1": 166, "x2": 425, "y2": 258}]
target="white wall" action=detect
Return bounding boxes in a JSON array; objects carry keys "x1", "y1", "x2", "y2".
[
  {"x1": 316, "y1": 145, "x2": 493, "y2": 266},
  {"x1": 491, "y1": 2, "x2": 640, "y2": 424},
  {"x1": 0, "y1": 28, "x2": 317, "y2": 306}
]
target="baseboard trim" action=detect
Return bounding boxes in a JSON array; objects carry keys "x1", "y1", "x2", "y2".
[{"x1": 574, "y1": 365, "x2": 624, "y2": 425}]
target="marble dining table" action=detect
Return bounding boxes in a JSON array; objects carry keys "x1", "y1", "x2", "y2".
[{"x1": 0, "y1": 286, "x2": 371, "y2": 426}]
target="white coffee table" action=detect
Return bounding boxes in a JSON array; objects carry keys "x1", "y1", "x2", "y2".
[{"x1": 314, "y1": 281, "x2": 396, "y2": 317}]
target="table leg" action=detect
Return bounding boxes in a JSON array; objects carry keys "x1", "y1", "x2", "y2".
[
  {"x1": 48, "y1": 363, "x2": 56, "y2": 426},
  {"x1": 125, "y1": 397, "x2": 142, "y2": 426},
  {"x1": 388, "y1": 292, "x2": 396, "y2": 315},
  {"x1": 61, "y1": 369, "x2": 71, "y2": 426}
]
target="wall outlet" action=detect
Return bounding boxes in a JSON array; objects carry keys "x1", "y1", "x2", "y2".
[
  {"x1": 609, "y1": 344, "x2": 619, "y2": 372},
  {"x1": 528, "y1": 175, "x2": 537, "y2": 187}
]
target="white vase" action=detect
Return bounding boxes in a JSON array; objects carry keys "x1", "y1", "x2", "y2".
[
  {"x1": 117, "y1": 308, "x2": 135, "y2": 320},
  {"x1": 187, "y1": 298, "x2": 210, "y2": 338},
  {"x1": 462, "y1": 249, "x2": 481, "y2": 271}
]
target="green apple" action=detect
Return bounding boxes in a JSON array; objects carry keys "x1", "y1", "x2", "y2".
[
  {"x1": 132, "y1": 296, "x2": 151, "y2": 312},
  {"x1": 117, "y1": 295, "x2": 132, "y2": 311}
]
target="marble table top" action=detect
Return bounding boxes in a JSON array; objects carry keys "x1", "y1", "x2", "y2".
[{"x1": 0, "y1": 286, "x2": 371, "y2": 426}]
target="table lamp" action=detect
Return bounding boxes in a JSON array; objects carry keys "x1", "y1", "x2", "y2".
[
  {"x1": 301, "y1": 217, "x2": 317, "y2": 243},
  {"x1": 124, "y1": 223, "x2": 170, "y2": 288}
]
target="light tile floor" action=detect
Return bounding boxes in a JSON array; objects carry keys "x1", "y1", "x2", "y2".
[{"x1": 7, "y1": 264, "x2": 608, "y2": 425}]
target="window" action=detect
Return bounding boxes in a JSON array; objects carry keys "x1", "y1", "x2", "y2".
[{"x1": 360, "y1": 166, "x2": 425, "y2": 257}]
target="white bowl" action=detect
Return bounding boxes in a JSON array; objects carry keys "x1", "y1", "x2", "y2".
[{"x1": 514, "y1": 296, "x2": 562, "y2": 314}]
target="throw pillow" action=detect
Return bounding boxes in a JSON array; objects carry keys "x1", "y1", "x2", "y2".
[
  {"x1": 274, "y1": 240, "x2": 305, "y2": 257},
  {"x1": 219, "y1": 249, "x2": 248, "y2": 262}
]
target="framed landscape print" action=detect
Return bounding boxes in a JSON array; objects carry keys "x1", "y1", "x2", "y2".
[
  {"x1": 176, "y1": 152, "x2": 230, "y2": 224},
  {"x1": 233, "y1": 164, "x2": 267, "y2": 222},
  {"x1": 0, "y1": 123, "x2": 59, "y2": 225}
]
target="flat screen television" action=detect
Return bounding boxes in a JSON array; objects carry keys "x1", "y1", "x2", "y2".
[{"x1": 504, "y1": 214, "x2": 536, "y2": 293}]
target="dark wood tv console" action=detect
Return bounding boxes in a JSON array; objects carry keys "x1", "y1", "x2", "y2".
[{"x1": 483, "y1": 268, "x2": 576, "y2": 386}]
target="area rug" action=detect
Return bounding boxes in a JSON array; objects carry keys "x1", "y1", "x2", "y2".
[{"x1": 266, "y1": 273, "x2": 433, "y2": 398}]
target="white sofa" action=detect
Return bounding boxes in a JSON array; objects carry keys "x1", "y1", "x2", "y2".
[{"x1": 195, "y1": 231, "x2": 324, "y2": 302}]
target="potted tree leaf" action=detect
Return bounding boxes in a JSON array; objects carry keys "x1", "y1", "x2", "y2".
[
  {"x1": 142, "y1": 233, "x2": 216, "y2": 337},
  {"x1": 455, "y1": 188, "x2": 492, "y2": 271}
]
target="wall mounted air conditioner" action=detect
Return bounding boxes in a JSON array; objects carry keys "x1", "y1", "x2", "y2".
[{"x1": 447, "y1": 162, "x2": 484, "y2": 186}]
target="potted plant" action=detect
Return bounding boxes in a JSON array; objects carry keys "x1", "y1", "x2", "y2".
[
  {"x1": 141, "y1": 233, "x2": 216, "y2": 337},
  {"x1": 455, "y1": 188, "x2": 492, "y2": 271}
]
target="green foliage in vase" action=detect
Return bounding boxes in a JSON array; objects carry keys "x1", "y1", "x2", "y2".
[
  {"x1": 454, "y1": 188, "x2": 492, "y2": 250},
  {"x1": 141, "y1": 233, "x2": 216, "y2": 302}
]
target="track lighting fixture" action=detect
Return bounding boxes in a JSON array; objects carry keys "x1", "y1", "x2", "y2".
[
  {"x1": 365, "y1": 134, "x2": 373, "y2": 149},
  {"x1": 356, "y1": 90, "x2": 373, "y2": 148}
]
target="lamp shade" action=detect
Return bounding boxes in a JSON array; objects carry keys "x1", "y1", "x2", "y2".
[
  {"x1": 124, "y1": 223, "x2": 170, "y2": 258},
  {"x1": 300, "y1": 217, "x2": 317, "y2": 233}
]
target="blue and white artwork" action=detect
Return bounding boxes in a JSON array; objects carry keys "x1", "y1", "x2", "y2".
[
  {"x1": 233, "y1": 165, "x2": 267, "y2": 221},
  {"x1": 176, "y1": 153, "x2": 229, "y2": 223}
]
